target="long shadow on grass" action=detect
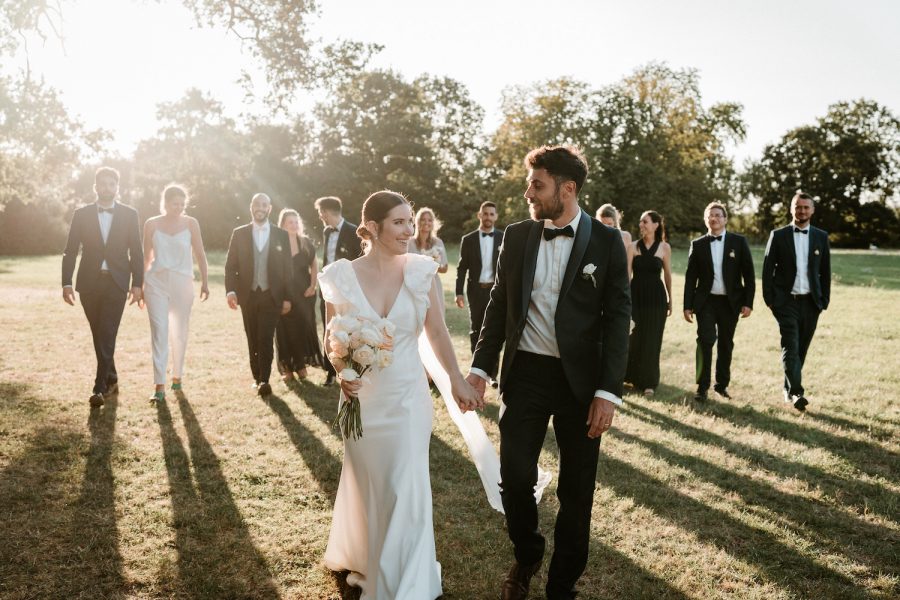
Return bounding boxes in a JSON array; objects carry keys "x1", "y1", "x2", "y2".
[
  {"x1": 263, "y1": 392, "x2": 341, "y2": 501},
  {"x1": 0, "y1": 382, "x2": 125, "y2": 599},
  {"x1": 626, "y1": 402, "x2": 896, "y2": 514},
  {"x1": 613, "y1": 428, "x2": 899, "y2": 580},
  {"x1": 156, "y1": 393, "x2": 280, "y2": 599},
  {"x1": 686, "y1": 397, "x2": 899, "y2": 483},
  {"x1": 595, "y1": 452, "x2": 867, "y2": 598}
]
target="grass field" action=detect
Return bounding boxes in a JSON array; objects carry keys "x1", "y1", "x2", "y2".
[{"x1": 0, "y1": 245, "x2": 897, "y2": 599}]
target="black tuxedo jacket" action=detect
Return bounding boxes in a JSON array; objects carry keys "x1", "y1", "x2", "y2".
[
  {"x1": 683, "y1": 232, "x2": 756, "y2": 314},
  {"x1": 61, "y1": 202, "x2": 143, "y2": 294},
  {"x1": 762, "y1": 224, "x2": 831, "y2": 310},
  {"x1": 224, "y1": 223, "x2": 293, "y2": 306},
  {"x1": 455, "y1": 229, "x2": 503, "y2": 296},
  {"x1": 322, "y1": 220, "x2": 361, "y2": 267},
  {"x1": 472, "y1": 211, "x2": 632, "y2": 403}
]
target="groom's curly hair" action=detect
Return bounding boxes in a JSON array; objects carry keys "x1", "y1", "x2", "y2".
[{"x1": 524, "y1": 145, "x2": 589, "y2": 194}]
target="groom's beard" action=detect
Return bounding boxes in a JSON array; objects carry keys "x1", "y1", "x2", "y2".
[
  {"x1": 529, "y1": 187, "x2": 565, "y2": 221},
  {"x1": 96, "y1": 192, "x2": 115, "y2": 205}
]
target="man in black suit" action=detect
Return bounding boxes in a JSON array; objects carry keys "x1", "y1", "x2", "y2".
[
  {"x1": 315, "y1": 196, "x2": 361, "y2": 385},
  {"x1": 467, "y1": 146, "x2": 631, "y2": 600},
  {"x1": 225, "y1": 193, "x2": 293, "y2": 396},
  {"x1": 762, "y1": 192, "x2": 831, "y2": 411},
  {"x1": 455, "y1": 201, "x2": 502, "y2": 355},
  {"x1": 683, "y1": 201, "x2": 756, "y2": 402},
  {"x1": 62, "y1": 166, "x2": 144, "y2": 408}
]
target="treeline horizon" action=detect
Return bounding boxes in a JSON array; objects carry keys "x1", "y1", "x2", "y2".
[{"x1": 1, "y1": 63, "x2": 899, "y2": 255}]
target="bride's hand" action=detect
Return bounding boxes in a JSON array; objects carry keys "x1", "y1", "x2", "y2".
[
  {"x1": 339, "y1": 376, "x2": 362, "y2": 398},
  {"x1": 452, "y1": 378, "x2": 480, "y2": 413}
]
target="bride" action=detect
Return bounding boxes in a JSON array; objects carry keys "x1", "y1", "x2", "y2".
[{"x1": 319, "y1": 190, "x2": 481, "y2": 599}]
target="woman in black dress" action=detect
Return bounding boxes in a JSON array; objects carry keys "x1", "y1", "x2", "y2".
[
  {"x1": 276, "y1": 209, "x2": 324, "y2": 381},
  {"x1": 625, "y1": 210, "x2": 673, "y2": 396}
]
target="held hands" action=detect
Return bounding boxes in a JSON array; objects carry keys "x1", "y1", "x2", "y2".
[
  {"x1": 455, "y1": 295, "x2": 465, "y2": 309},
  {"x1": 464, "y1": 373, "x2": 487, "y2": 409},
  {"x1": 587, "y1": 396, "x2": 616, "y2": 439},
  {"x1": 62, "y1": 287, "x2": 75, "y2": 306},
  {"x1": 452, "y1": 376, "x2": 482, "y2": 413},
  {"x1": 129, "y1": 286, "x2": 143, "y2": 307}
]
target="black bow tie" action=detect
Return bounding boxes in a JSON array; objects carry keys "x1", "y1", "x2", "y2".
[
  {"x1": 481, "y1": 231, "x2": 494, "y2": 238},
  {"x1": 98, "y1": 206, "x2": 114, "y2": 214},
  {"x1": 709, "y1": 234, "x2": 723, "y2": 242},
  {"x1": 543, "y1": 225, "x2": 574, "y2": 241},
  {"x1": 794, "y1": 227, "x2": 808, "y2": 235},
  {"x1": 324, "y1": 226, "x2": 337, "y2": 235}
]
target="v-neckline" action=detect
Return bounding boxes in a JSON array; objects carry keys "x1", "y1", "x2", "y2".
[{"x1": 350, "y1": 259, "x2": 405, "y2": 319}]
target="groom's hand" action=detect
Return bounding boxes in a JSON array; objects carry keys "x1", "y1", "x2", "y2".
[
  {"x1": 227, "y1": 292, "x2": 238, "y2": 310},
  {"x1": 63, "y1": 286, "x2": 75, "y2": 306},
  {"x1": 465, "y1": 373, "x2": 486, "y2": 409},
  {"x1": 587, "y1": 396, "x2": 616, "y2": 438},
  {"x1": 129, "y1": 286, "x2": 143, "y2": 306}
]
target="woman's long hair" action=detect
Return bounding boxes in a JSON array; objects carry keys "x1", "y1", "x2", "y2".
[
  {"x1": 414, "y1": 207, "x2": 441, "y2": 248},
  {"x1": 641, "y1": 210, "x2": 667, "y2": 243}
]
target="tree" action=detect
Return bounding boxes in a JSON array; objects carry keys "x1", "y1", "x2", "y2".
[{"x1": 743, "y1": 99, "x2": 900, "y2": 246}]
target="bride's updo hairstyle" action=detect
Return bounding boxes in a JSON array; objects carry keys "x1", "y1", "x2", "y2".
[{"x1": 357, "y1": 190, "x2": 412, "y2": 253}]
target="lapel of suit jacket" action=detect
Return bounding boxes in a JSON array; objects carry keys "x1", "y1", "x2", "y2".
[
  {"x1": 784, "y1": 226, "x2": 797, "y2": 265},
  {"x1": 520, "y1": 222, "x2": 543, "y2": 317},
  {"x1": 471, "y1": 231, "x2": 483, "y2": 275},
  {"x1": 88, "y1": 204, "x2": 104, "y2": 247},
  {"x1": 559, "y1": 210, "x2": 591, "y2": 301},
  {"x1": 701, "y1": 235, "x2": 713, "y2": 275}
]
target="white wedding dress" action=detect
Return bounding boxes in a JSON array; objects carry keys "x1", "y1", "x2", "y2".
[{"x1": 319, "y1": 254, "x2": 443, "y2": 599}]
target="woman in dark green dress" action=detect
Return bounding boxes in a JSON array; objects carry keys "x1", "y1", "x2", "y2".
[
  {"x1": 625, "y1": 210, "x2": 673, "y2": 396},
  {"x1": 276, "y1": 209, "x2": 324, "y2": 380}
]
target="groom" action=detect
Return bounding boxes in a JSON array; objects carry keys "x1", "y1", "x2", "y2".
[
  {"x1": 225, "y1": 193, "x2": 293, "y2": 396},
  {"x1": 468, "y1": 146, "x2": 631, "y2": 600}
]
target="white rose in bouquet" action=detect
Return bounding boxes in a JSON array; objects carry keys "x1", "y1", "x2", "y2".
[
  {"x1": 374, "y1": 349, "x2": 394, "y2": 369},
  {"x1": 340, "y1": 367, "x2": 360, "y2": 381},
  {"x1": 359, "y1": 325, "x2": 383, "y2": 347},
  {"x1": 352, "y1": 344, "x2": 376, "y2": 366}
]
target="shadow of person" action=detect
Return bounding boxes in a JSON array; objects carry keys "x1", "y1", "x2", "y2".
[{"x1": 155, "y1": 392, "x2": 280, "y2": 599}]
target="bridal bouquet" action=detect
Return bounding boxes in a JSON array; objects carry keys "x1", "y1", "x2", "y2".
[{"x1": 327, "y1": 313, "x2": 396, "y2": 440}]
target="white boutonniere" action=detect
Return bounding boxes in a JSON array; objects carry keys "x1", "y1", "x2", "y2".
[
  {"x1": 729, "y1": 249, "x2": 736, "y2": 258},
  {"x1": 276, "y1": 244, "x2": 283, "y2": 252},
  {"x1": 814, "y1": 249, "x2": 820, "y2": 255},
  {"x1": 582, "y1": 263, "x2": 597, "y2": 288}
]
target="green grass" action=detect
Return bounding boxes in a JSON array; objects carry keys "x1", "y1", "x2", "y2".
[{"x1": 0, "y1": 247, "x2": 897, "y2": 599}]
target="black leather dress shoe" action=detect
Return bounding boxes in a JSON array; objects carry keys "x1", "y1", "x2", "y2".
[
  {"x1": 324, "y1": 374, "x2": 336, "y2": 386},
  {"x1": 714, "y1": 386, "x2": 731, "y2": 399},
  {"x1": 500, "y1": 560, "x2": 541, "y2": 600},
  {"x1": 693, "y1": 389, "x2": 707, "y2": 402},
  {"x1": 89, "y1": 393, "x2": 104, "y2": 408},
  {"x1": 257, "y1": 382, "x2": 273, "y2": 397},
  {"x1": 793, "y1": 396, "x2": 808, "y2": 411}
]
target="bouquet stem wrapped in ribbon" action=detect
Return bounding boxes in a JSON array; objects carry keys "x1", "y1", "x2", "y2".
[{"x1": 327, "y1": 314, "x2": 396, "y2": 440}]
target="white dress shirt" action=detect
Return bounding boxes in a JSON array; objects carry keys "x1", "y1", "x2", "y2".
[
  {"x1": 710, "y1": 230, "x2": 726, "y2": 295},
  {"x1": 791, "y1": 224, "x2": 811, "y2": 294},
  {"x1": 97, "y1": 203, "x2": 114, "y2": 270},
  {"x1": 472, "y1": 213, "x2": 621, "y2": 406},
  {"x1": 478, "y1": 228, "x2": 496, "y2": 283},
  {"x1": 326, "y1": 218, "x2": 344, "y2": 264},
  {"x1": 253, "y1": 221, "x2": 271, "y2": 252}
]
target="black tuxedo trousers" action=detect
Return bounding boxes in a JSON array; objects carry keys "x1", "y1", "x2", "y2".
[
  {"x1": 772, "y1": 295, "x2": 820, "y2": 397},
  {"x1": 80, "y1": 274, "x2": 127, "y2": 394},
  {"x1": 695, "y1": 295, "x2": 739, "y2": 392},
  {"x1": 500, "y1": 351, "x2": 600, "y2": 598},
  {"x1": 240, "y1": 288, "x2": 280, "y2": 384}
]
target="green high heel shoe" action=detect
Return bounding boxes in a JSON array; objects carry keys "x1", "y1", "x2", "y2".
[
  {"x1": 149, "y1": 390, "x2": 165, "y2": 403},
  {"x1": 171, "y1": 381, "x2": 182, "y2": 391}
]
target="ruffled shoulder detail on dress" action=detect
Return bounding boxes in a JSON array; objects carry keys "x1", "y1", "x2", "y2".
[
  {"x1": 319, "y1": 259, "x2": 358, "y2": 310},
  {"x1": 404, "y1": 253, "x2": 439, "y2": 327}
]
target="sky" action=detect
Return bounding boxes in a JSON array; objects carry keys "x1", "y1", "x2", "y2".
[{"x1": 11, "y1": 0, "x2": 900, "y2": 165}]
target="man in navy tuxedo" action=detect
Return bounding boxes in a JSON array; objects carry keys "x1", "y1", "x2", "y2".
[
  {"x1": 455, "y1": 201, "x2": 502, "y2": 355},
  {"x1": 62, "y1": 166, "x2": 144, "y2": 407},
  {"x1": 762, "y1": 192, "x2": 831, "y2": 411},
  {"x1": 683, "y1": 201, "x2": 755, "y2": 401},
  {"x1": 468, "y1": 146, "x2": 630, "y2": 600}
]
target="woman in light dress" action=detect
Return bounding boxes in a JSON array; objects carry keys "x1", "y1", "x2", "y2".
[
  {"x1": 319, "y1": 191, "x2": 480, "y2": 599},
  {"x1": 596, "y1": 203, "x2": 634, "y2": 279},
  {"x1": 408, "y1": 207, "x2": 449, "y2": 311},
  {"x1": 142, "y1": 184, "x2": 209, "y2": 402}
]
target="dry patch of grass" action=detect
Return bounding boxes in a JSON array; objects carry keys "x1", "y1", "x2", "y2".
[{"x1": 0, "y1": 250, "x2": 897, "y2": 599}]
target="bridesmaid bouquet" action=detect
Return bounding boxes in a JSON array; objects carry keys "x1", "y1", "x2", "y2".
[
  {"x1": 327, "y1": 314, "x2": 396, "y2": 440},
  {"x1": 423, "y1": 247, "x2": 442, "y2": 263}
]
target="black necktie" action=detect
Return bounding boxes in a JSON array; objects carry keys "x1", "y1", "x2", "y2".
[
  {"x1": 543, "y1": 225, "x2": 574, "y2": 241},
  {"x1": 794, "y1": 227, "x2": 808, "y2": 234},
  {"x1": 481, "y1": 231, "x2": 494, "y2": 238},
  {"x1": 324, "y1": 226, "x2": 336, "y2": 236},
  {"x1": 98, "y1": 206, "x2": 114, "y2": 214},
  {"x1": 710, "y1": 234, "x2": 722, "y2": 242}
]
